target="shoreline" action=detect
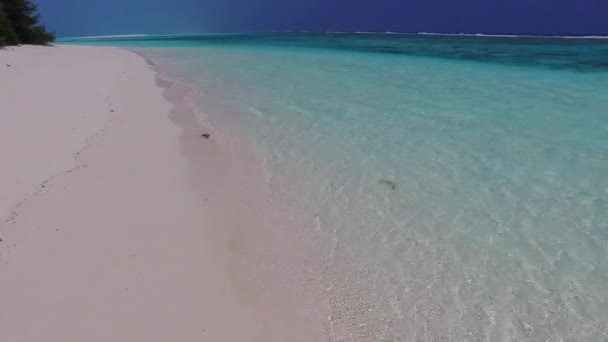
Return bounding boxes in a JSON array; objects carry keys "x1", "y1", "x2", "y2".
[
  {"x1": 0, "y1": 45, "x2": 327, "y2": 341},
  {"x1": 142, "y1": 48, "x2": 387, "y2": 342},
  {"x1": 135, "y1": 45, "x2": 402, "y2": 342},
  {"x1": 146, "y1": 50, "x2": 331, "y2": 341}
]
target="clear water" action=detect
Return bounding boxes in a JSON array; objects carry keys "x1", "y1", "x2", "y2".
[{"x1": 62, "y1": 34, "x2": 608, "y2": 341}]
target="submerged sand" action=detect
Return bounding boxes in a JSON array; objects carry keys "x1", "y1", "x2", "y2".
[{"x1": 0, "y1": 45, "x2": 326, "y2": 341}]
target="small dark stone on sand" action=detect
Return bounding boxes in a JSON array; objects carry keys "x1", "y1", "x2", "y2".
[
  {"x1": 110, "y1": 109, "x2": 114, "y2": 112},
  {"x1": 201, "y1": 133, "x2": 210, "y2": 139},
  {"x1": 0, "y1": 238, "x2": 3, "y2": 242},
  {"x1": 6, "y1": 64, "x2": 10, "y2": 67}
]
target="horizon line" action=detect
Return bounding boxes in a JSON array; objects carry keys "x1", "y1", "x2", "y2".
[{"x1": 57, "y1": 31, "x2": 608, "y2": 40}]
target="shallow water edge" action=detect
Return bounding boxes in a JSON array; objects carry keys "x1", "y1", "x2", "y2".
[{"x1": 136, "y1": 49, "x2": 341, "y2": 341}]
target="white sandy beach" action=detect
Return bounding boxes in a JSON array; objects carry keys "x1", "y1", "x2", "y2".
[{"x1": 0, "y1": 45, "x2": 326, "y2": 341}]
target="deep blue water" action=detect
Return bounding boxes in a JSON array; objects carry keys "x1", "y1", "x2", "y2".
[{"x1": 59, "y1": 33, "x2": 608, "y2": 71}]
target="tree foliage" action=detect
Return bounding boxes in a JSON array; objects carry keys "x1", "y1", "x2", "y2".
[
  {"x1": 0, "y1": 8, "x2": 18, "y2": 46},
  {"x1": 0, "y1": 0, "x2": 54, "y2": 46}
]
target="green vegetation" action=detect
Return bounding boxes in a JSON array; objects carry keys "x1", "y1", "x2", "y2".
[{"x1": 0, "y1": 0, "x2": 54, "y2": 47}]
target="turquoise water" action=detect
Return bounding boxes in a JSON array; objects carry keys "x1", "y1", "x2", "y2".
[{"x1": 63, "y1": 34, "x2": 608, "y2": 340}]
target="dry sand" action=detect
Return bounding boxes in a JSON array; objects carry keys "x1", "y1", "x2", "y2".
[{"x1": 0, "y1": 45, "x2": 326, "y2": 341}]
